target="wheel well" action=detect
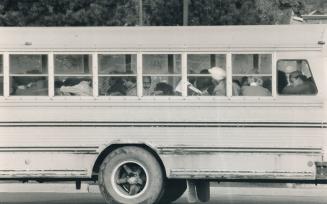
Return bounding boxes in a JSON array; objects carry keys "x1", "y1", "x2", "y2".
[{"x1": 92, "y1": 144, "x2": 166, "y2": 179}]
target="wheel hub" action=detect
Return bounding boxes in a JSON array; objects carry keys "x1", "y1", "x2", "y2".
[
  {"x1": 112, "y1": 161, "x2": 148, "y2": 197},
  {"x1": 127, "y1": 176, "x2": 139, "y2": 185}
]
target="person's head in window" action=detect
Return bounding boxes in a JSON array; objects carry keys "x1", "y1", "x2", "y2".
[
  {"x1": 247, "y1": 76, "x2": 263, "y2": 87},
  {"x1": 107, "y1": 77, "x2": 126, "y2": 96},
  {"x1": 208, "y1": 67, "x2": 227, "y2": 96},
  {"x1": 289, "y1": 71, "x2": 305, "y2": 87},
  {"x1": 123, "y1": 76, "x2": 136, "y2": 89},
  {"x1": 143, "y1": 76, "x2": 152, "y2": 90},
  {"x1": 284, "y1": 65, "x2": 298, "y2": 86},
  {"x1": 241, "y1": 76, "x2": 271, "y2": 96},
  {"x1": 208, "y1": 67, "x2": 226, "y2": 83},
  {"x1": 195, "y1": 69, "x2": 212, "y2": 91},
  {"x1": 281, "y1": 71, "x2": 317, "y2": 95},
  {"x1": 154, "y1": 82, "x2": 174, "y2": 96}
]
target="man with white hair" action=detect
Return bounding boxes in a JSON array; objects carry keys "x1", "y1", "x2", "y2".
[{"x1": 241, "y1": 76, "x2": 271, "y2": 96}]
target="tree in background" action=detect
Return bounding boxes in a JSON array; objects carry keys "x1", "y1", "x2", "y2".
[
  {"x1": 0, "y1": 0, "x2": 139, "y2": 26},
  {"x1": 143, "y1": 0, "x2": 183, "y2": 26},
  {"x1": 0, "y1": 0, "x2": 309, "y2": 26},
  {"x1": 188, "y1": 0, "x2": 261, "y2": 25},
  {"x1": 257, "y1": 0, "x2": 306, "y2": 24}
]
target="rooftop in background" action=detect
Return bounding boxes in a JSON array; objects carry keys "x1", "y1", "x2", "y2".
[
  {"x1": 302, "y1": 10, "x2": 327, "y2": 24},
  {"x1": 0, "y1": 25, "x2": 325, "y2": 51}
]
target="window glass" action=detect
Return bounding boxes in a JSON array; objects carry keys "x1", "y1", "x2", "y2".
[
  {"x1": 54, "y1": 55, "x2": 92, "y2": 96},
  {"x1": 98, "y1": 54, "x2": 137, "y2": 96},
  {"x1": 232, "y1": 54, "x2": 272, "y2": 96},
  {"x1": 10, "y1": 55, "x2": 48, "y2": 96},
  {"x1": 143, "y1": 54, "x2": 181, "y2": 96},
  {"x1": 99, "y1": 54, "x2": 136, "y2": 74},
  {"x1": 187, "y1": 54, "x2": 226, "y2": 96},
  {"x1": 143, "y1": 54, "x2": 181, "y2": 74},
  {"x1": 55, "y1": 55, "x2": 91, "y2": 74},
  {"x1": 277, "y1": 60, "x2": 317, "y2": 95}
]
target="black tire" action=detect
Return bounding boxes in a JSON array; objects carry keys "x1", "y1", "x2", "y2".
[
  {"x1": 98, "y1": 146, "x2": 164, "y2": 204},
  {"x1": 158, "y1": 179, "x2": 187, "y2": 204}
]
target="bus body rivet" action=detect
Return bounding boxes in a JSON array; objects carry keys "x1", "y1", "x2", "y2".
[{"x1": 307, "y1": 161, "x2": 313, "y2": 167}]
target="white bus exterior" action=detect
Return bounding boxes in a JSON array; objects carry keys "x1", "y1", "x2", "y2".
[{"x1": 0, "y1": 25, "x2": 326, "y2": 203}]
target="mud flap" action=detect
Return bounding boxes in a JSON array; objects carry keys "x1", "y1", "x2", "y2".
[
  {"x1": 187, "y1": 180, "x2": 210, "y2": 203},
  {"x1": 195, "y1": 180, "x2": 210, "y2": 202}
]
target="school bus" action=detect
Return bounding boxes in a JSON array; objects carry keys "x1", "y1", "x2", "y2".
[{"x1": 0, "y1": 25, "x2": 326, "y2": 203}]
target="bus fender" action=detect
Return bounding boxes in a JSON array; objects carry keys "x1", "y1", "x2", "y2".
[{"x1": 92, "y1": 140, "x2": 165, "y2": 176}]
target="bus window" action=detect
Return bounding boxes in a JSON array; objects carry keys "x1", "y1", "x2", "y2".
[
  {"x1": 54, "y1": 55, "x2": 92, "y2": 96},
  {"x1": 98, "y1": 54, "x2": 137, "y2": 96},
  {"x1": 0, "y1": 55, "x2": 2, "y2": 95},
  {"x1": 10, "y1": 54, "x2": 48, "y2": 96},
  {"x1": 232, "y1": 54, "x2": 272, "y2": 96},
  {"x1": 143, "y1": 54, "x2": 181, "y2": 96},
  {"x1": 277, "y1": 60, "x2": 317, "y2": 95},
  {"x1": 187, "y1": 54, "x2": 226, "y2": 96}
]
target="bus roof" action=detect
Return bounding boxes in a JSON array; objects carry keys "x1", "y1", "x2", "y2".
[{"x1": 0, "y1": 25, "x2": 326, "y2": 51}]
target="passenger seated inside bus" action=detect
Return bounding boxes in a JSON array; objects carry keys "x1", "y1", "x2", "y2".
[
  {"x1": 143, "y1": 76, "x2": 155, "y2": 96},
  {"x1": 154, "y1": 82, "x2": 174, "y2": 96},
  {"x1": 189, "y1": 69, "x2": 213, "y2": 96},
  {"x1": 105, "y1": 75, "x2": 137, "y2": 96},
  {"x1": 208, "y1": 67, "x2": 240, "y2": 96},
  {"x1": 57, "y1": 78, "x2": 92, "y2": 96},
  {"x1": 281, "y1": 71, "x2": 317, "y2": 95},
  {"x1": 124, "y1": 76, "x2": 137, "y2": 96},
  {"x1": 240, "y1": 76, "x2": 271, "y2": 96},
  {"x1": 106, "y1": 77, "x2": 126, "y2": 96},
  {"x1": 11, "y1": 70, "x2": 48, "y2": 96},
  {"x1": 277, "y1": 70, "x2": 288, "y2": 94}
]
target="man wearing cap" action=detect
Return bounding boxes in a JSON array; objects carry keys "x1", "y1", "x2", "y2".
[
  {"x1": 281, "y1": 71, "x2": 316, "y2": 95},
  {"x1": 208, "y1": 67, "x2": 240, "y2": 96}
]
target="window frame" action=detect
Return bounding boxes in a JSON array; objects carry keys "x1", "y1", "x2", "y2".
[
  {"x1": 230, "y1": 52, "x2": 275, "y2": 99},
  {"x1": 141, "y1": 52, "x2": 183, "y2": 99},
  {"x1": 4, "y1": 51, "x2": 312, "y2": 102},
  {"x1": 186, "y1": 52, "x2": 229, "y2": 99},
  {"x1": 7, "y1": 52, "x2": 50, "y2": 99},
  {"x1": 53, "y1": 52, "x2": 94, "y2": 98},
  {"x1": 276, "y1": 58, "x2": 318, "y2": 97},
  {"x1": 97, "y1": 52, "x2": 138, "y2": 98}
]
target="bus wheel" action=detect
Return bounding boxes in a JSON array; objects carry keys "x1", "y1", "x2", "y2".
[
  {"x1": 158, "y1": 179, "x2": 187, "y2": 204},
  {"x1": 98, "y1": 146, "x2": 164, "y2": 204}
]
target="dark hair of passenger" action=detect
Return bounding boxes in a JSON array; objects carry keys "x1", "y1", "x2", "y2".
[
  {"x1": 263, "y1": 79, "x2": 272, "y2": 92},
  {"x1": 232, "y1": 79, "x2": 241, "y2": 87},
  {"x1": 241, "y1": 76, "x2": 249, "y2": 86},
  {"x1": 277, "y1": 70, "x2": 288, "y2": 93},
  {"x1": 154, "y1": 82, "x2": 174, "y2": 95},
  {"x1": 63, "y1": 78, "x2": 81, "y2": 86},
  {"x1": 107, "y1": 77, "x2": 127, "y2": 95},
  {"x1": 55, "y1": 80, "x2": 64, "y2": 88},
  {"x1": 199, "y1": 69, "x2": 209, "y2": 74},
  {"x1": 195, "y1": 69, "x2": 212, "y2": 90}
]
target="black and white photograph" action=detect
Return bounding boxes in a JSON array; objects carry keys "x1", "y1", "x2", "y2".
[{"x1": 0, "y1": 0, "x2": 327, "y2": 204}]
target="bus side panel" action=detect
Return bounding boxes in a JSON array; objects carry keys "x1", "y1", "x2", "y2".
[
  {"x1": 0, "y1": 124, "x2": 324, "y2": 180},
  {"x1": 0, "y1": 152, "x2": 97, "y2": 178}
]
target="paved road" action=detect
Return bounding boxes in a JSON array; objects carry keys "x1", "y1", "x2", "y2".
[{"x1": 1, "y1": 186, "x2": 327, "y2": 204}]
